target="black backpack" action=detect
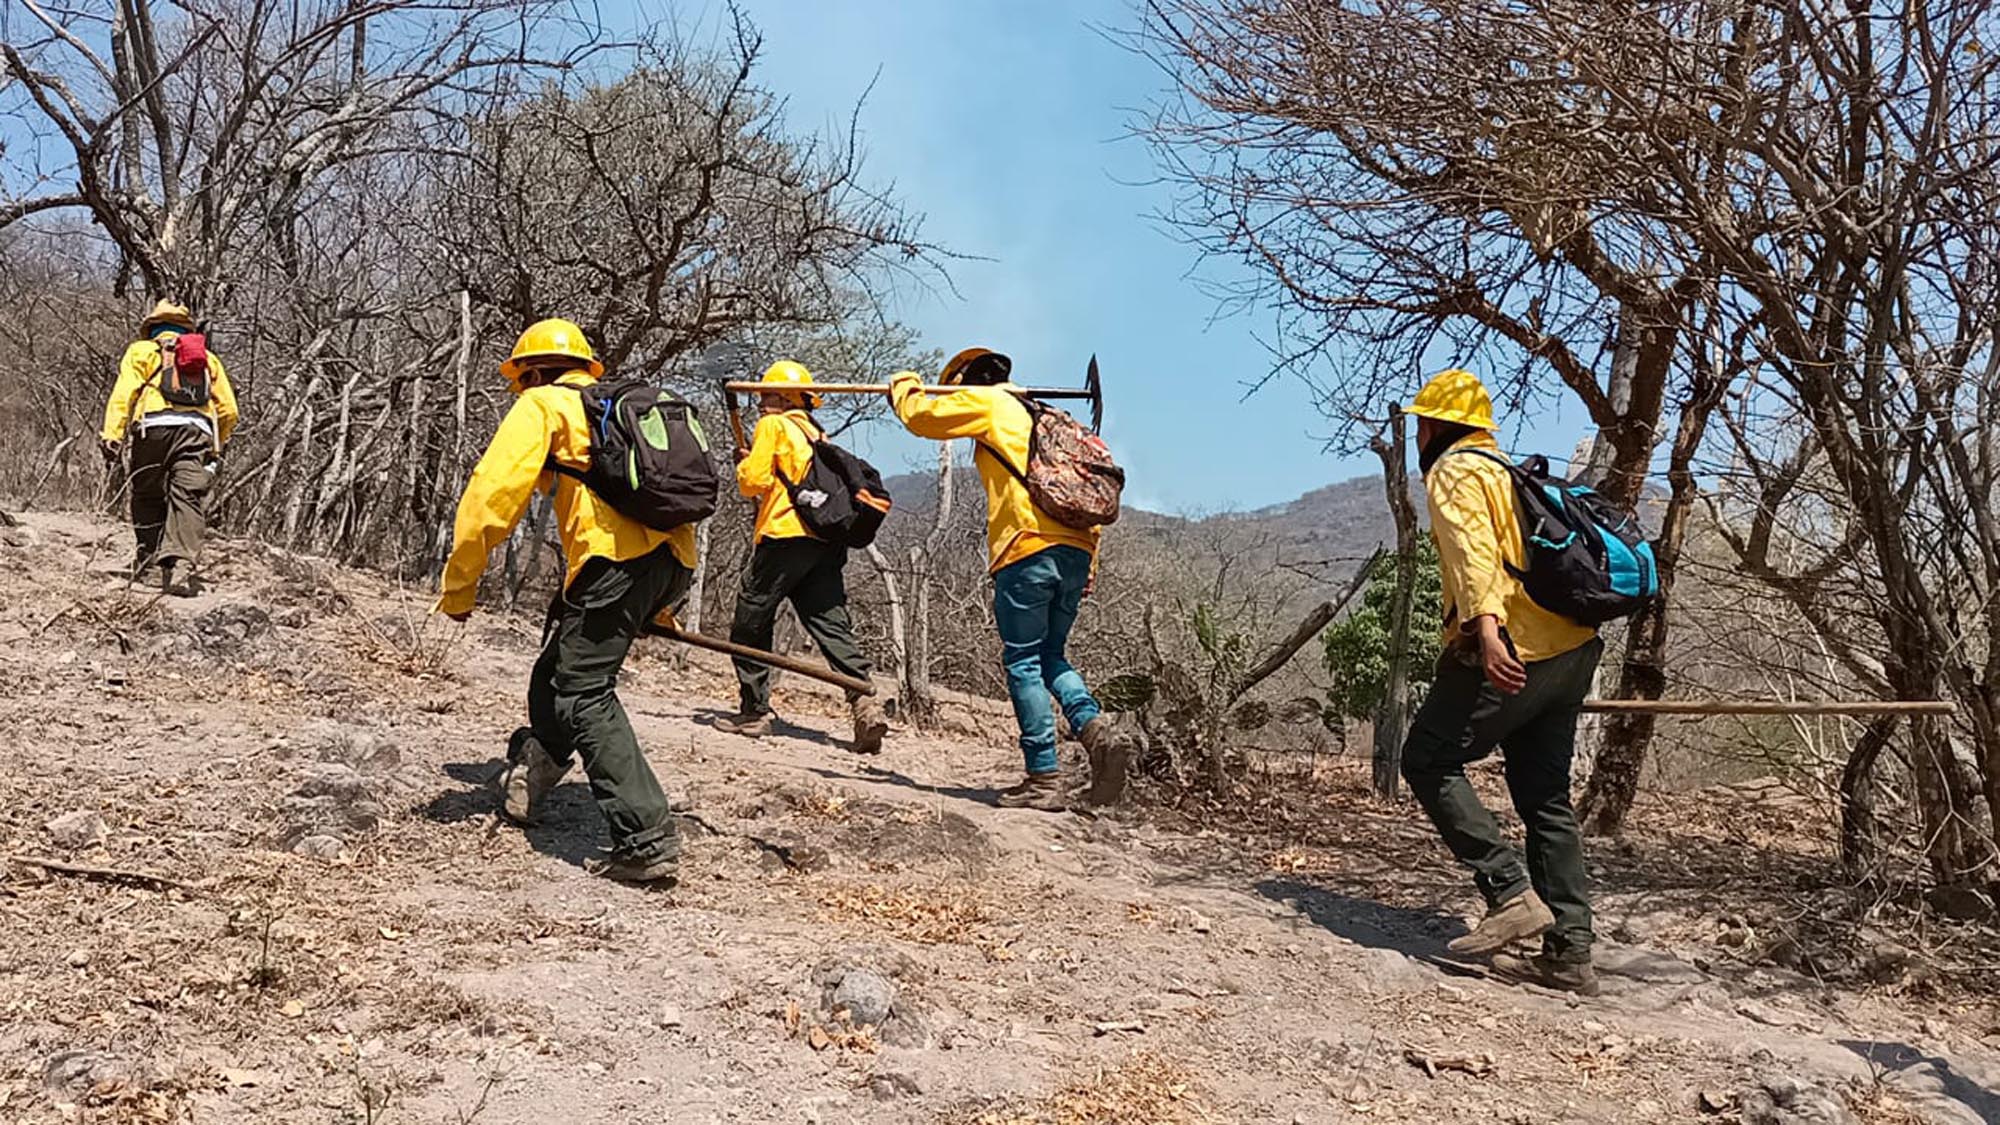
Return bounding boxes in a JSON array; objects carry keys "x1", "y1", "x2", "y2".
[
  {"x1": 549, "y1": 378, "x2": 718, "y2": 531},
  {"x1": 1454, "y1": 449, "x2": 1658, "y2": 626},
  {"x1": 774, "y1": 417, "x2": 892, "y2": 548}
]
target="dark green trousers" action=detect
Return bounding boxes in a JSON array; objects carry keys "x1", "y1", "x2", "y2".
[
  {"x1": 728, "y1": 537, "x2": 873, "y2": 715},
  {"x1": 1401, "y1": 637, "x2": 1603, "y2": 962},
  {"x1": 528, "y1": 543, "x2": 690, "y2": 863},
  {"x1": 129, "y1": 422, "x2": 213, "y2": 568}
]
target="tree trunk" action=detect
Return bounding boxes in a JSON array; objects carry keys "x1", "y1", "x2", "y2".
[
  {"x1": 865, "y1": 544, "x2": 908, "y2": 690},
  {"x1": 904, "y1": 441, "x2": 954, "y2": 728},
  {"x1": 1581, "y1": 314, "x2": 1731, "y2": 833},
  {"x1": 683, "y1": 517, "x2": 710, "y2": 634},
  {"x1": 1839, "y1": 716, "x2": 1899, "y2": 882},
  {"x1": 1371, "y1": 409, "x2": 1418, "y2": 799}
]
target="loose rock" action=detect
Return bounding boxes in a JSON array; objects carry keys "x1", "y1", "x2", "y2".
[
  {"x1": 1357, "y1": 947, "x2": 1429, "y2": 993},
  {"x1": 291, "y1": 834, "x2": 347, "y2": 860},
  {"x1": 46, "y1": 810, "x2": 108, "y2": 851},
  {"x1": 43, "y1": 1049, "x2": 146, "y2": 1100},
  {"x1": 869, "y1": 1071, "x2": 922, "y2": 1100},
  {"x1": 1737, "y1": 1075, "x2": 1857, "y2": 1125},
  {"x1": 831, "y1": 969, "x2": 897, "y2": 1030}
]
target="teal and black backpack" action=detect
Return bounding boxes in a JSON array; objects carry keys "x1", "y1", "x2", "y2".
[
  {"x1": 548, "y1": 378, "x2": 718, "y2": 531},
  {"x1": 1455, "y1": 449, "x2": 1658, "y2": 625}
]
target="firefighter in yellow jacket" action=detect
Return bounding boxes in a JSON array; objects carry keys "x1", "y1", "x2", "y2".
[
  {"x1": 100, "y1": 300, "x2": 240, "y2": 595},
  {"x1": 1401, "y1": 368, "x2": 1603, "y2": 995},
  {"x1": 714, "y1": 361, "x2": 891, "y2": 751},
  {"x1": 437, "y1": 319, "x2": 694, "y2": 885},
  {"x1": 889, "y1": 347, "x2": 1130, "y2": 811}
]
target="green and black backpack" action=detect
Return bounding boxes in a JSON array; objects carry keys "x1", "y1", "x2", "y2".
[{"x1": 548, "y1": 378, "x2": 718, "y2": 530}]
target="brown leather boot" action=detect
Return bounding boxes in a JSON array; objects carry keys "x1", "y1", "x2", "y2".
[
  {"x1": 499, "y1": 728, "x2": 568, "y2": 826},
  {"x1": 713, "y1": 711, "x2": 774, "y2": 738},
  {"x1": 996, "y1": 772, "x2": 1067, "y2": 812},
  {"x1": 588, "y1": 846, "x2": 681, "y2": 886},
  {"x1": 849, "y1": 696, "x2": 889, "y2": 755},
  {"x1": 1447, "y1": 891, "x2": 1555, "y2": 956},
  {"x1": 1490, "y1": 951, "x2": 1599, "y2": 996}
]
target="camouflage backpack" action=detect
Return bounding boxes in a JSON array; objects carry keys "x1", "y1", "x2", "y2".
[{"x1": 979, "y1": 394, "x2": 1125, "y2": 528}]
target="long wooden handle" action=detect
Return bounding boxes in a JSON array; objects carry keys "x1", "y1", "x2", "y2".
[
  {"x1": 652, "y1": 623, "x2": 876, "y2": 697},
  {"x1": 1581, "y1": 700, "x2": 1954, "y2": 716},
  {"x1": 721, "y1": 381, "x2": 1093, "y2": 399}
]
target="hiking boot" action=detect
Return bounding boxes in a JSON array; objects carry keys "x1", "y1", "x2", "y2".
[
  {"x1": 499, "y1": 728, "x2": 567, "y2": 826},
  {"x1": 1079, "y1": 716, "x2": 1130, "y2": 806},
  {"x1": 996, "y1": 771, "x2": 1067, "y2": 812},
  {"x1": 588, "y1": 847, "x2": 680, "y2": 886},
  {"x1": 849, "y1": 696, "x2": 889, "y2": 755},
  {"x1": 1489, "y1": 951, "x2": 1600, "y2": 997},
  {"x1": 1447, "y1": 891, "x2": 1555, "y2": 956},
  {"x1": 713, "y1": 711, "x2": 774, "y2": 738},
  {"x1": 161, "y1": 561, "x2": 198, "y2": 598}
]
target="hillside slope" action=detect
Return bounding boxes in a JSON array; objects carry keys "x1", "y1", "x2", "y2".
[{"x1": 0, "y1": 511, "x2": 1991, "y2": 1124}]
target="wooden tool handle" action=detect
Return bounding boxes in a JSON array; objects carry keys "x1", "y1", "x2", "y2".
[
  {"x1": 1581, "y1": 699, "x2": 1954, "y2": 716},
  {"x1": 651, "y1": 622, "x2": 877, "y2": 697},
  {"x1": 721, "y1": 381, "x2": 1091, "y2": 398}
]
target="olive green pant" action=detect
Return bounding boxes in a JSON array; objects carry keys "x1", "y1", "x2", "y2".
[
  {"x1": 128, "y1": 422, "x2": 214, "y2": 569},
  {"x1": 1400, "y1": 637, "x2": 1603, "y2": 962},
  {"x1": 728, "y1": 537, "x2": 873, "y2": 715},
  {"x1": 526, "y1": 543, "x2": 690, "y2": 863}
]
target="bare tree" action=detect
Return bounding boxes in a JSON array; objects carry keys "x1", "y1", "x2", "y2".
[
  {"x1": 1370, "y1": 410, "x2": 1418, "y2": 799},
  {"x1": 1137, "y1": 0, "x2": 1752, "y2": 828}
]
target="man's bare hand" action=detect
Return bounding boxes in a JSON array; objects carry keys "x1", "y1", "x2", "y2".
[{"x1": 1476, "y1": 616, "x2": 1527, "y2": 695}]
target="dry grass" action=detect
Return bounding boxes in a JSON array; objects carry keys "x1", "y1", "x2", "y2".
[
  {"x1": 792, "y1": 789, "x2": 854, "y2": 821},
  {"x1": 818, "y1": 881, "x2": 991, "y2": 945},
  {"x1": 966, "y1": 1051, "x2": 1217, "y2": 1125}
]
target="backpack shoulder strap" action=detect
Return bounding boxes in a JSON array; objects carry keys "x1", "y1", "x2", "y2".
[
  {"x1": 770, "y1": 412, "x2": 824, "y2": 492},
  {"x1": 973, "y1": 388, "x2": 1033, "y2": 482},
  {"x1": 1443, "y1": 446, "x2": 1515, "y2": 472}
]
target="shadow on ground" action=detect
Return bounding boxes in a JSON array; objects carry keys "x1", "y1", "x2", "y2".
[
  {"x1": 421, "y1": 760, "x2": 602, "y2": 868},
  {"x1": 1841, "y1": 1040, "x2": 2000, "y2": 1124},
  {"x1": 687, "y1": 706, "x2": 840, "y2": 749},
  {"x1": 806, "y1": 762, "x2": 1007, "y2": 809},
  {"x1": 1255, "y1": 877, "x2": 1467, "y2": 959}
]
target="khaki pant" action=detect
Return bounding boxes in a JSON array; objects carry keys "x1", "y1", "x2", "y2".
[
  {"x1": 128, "y1": 423, "x2": 214, "y2": 569},
  {"x1": 1401, "y1": 637, "x2": 1604, "y2": 963},
  {"x1": 728, "y1": 537, "x2": 874, "y2": 716},
  {"x1": 526, "y1": 543, "x2": 691, "y2": 863}
]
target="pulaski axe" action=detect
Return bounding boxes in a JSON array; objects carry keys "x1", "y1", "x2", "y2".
[
  {"x1": 722, "y1": 353, "x2": 1107, "y2": 433},
  {"x1": 647, "y1": 610, "x2": 876, "y2": 697}
]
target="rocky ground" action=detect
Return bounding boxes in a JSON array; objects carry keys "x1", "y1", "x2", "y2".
[{"x1": 1, "y1": 510, "x2": 1997, "y2": 1124}]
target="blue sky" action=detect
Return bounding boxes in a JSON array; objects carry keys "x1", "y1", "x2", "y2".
[{"x1": 608, "y1": 0, "x2": 1364, "y2": 512}]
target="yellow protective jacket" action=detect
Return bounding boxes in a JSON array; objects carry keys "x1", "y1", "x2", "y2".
[
  {"x1": 101, "y1": 338, "x2": 240, "y2": 446},
  {"x1": 736, "y1": 409, "x2": 818, "y2": 544},
  {"x1": 889, "y1": 371, "x2": 1100, "y2": 573},
  {"x1": 1424, "y1": 430, "x2": 1596, "y2": 663},
  {"x1": 438, "y1": 370, "x2": 698, "y2": 618}
]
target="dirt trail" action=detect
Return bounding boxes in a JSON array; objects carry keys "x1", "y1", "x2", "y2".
[{"x1": 1, "y1": 511, "x2": 1996, "y2": 1124}]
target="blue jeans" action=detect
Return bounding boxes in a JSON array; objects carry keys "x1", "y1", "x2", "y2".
[{"x1": 993, "y1": 545, "x2": 1102, "y2": 774}]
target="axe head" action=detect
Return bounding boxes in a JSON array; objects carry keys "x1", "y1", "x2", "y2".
[{"x1": 1086, "y1": 354, "x2": 1104, "y2": 433}]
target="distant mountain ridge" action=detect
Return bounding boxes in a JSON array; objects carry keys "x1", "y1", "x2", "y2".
[{"x1": 880, "y1": 466, "x2": 1425, "y2": 579}]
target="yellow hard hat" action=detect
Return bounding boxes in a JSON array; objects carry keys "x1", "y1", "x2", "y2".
[
  {"x1": 940, "y1": 346, "x2": 1009, "y2": 386},
  {"x1": 501, "y1": 317, "x2": 603, "y2": 385},
  {"x1": 1405, "y1": 368, "x2": 1495, "y2": 431},
  {"x1": 759, "y1": 359, "x2": 821, "y2": 408},
  {"x1": 141, "y1": 299, "x2": 194, "y2": 332}
]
